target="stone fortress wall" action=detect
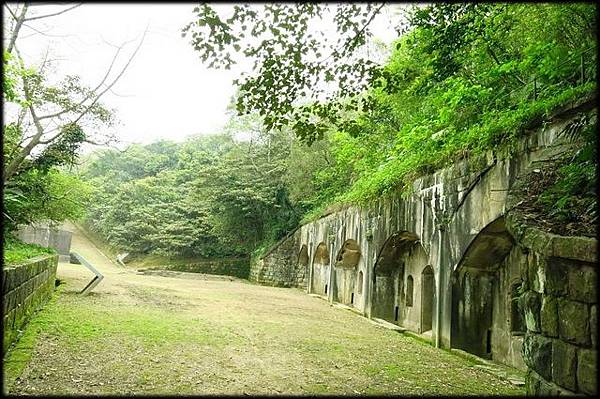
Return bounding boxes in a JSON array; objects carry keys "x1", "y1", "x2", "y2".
[{"x1": 250, "y1": 97, "x2": 597, "y2": 396}]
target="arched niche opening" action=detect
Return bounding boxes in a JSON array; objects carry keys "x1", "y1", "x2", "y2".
[
  {"x1": 451, "y1": 216, "x2": 523, "y2": 367},
  {"x1": 406, "y1": 276, "x2": 414, "y2": 307},
  {"x1": 357, "y1": 271, "x2": 364, "y2": 295},
  {"x1": 332, "y1": 239, "x2": 362, "y2": 305},
  {"x1": 298, "y1": 245, "x2": 309, "y2": 267},
  {"x1": 335, "y1": 239, "x2": 361, "y2": 268},
  {"x1": 296, "y1": 245, "x2": 309, "y2": 288},
  {"x1": 311, "y1": 242, "x2": 330, "y2": 296},
  {"x1": 420, "y1": 266, "x2": 435, "y2": 333},
  {"x1": 372, "y1": 231, "x2": 426, "y2": 326}
]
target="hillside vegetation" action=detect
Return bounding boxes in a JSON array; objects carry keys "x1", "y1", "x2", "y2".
[{"x1": 5, "y1": 4, "x2": 596, "y2": 262}]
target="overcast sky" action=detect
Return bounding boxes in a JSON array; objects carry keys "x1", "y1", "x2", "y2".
[{"x1": 6, "y1": 3, "x2": 403, "y2": 148}]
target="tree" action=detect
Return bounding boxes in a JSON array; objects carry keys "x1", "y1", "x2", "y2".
[
  {"x1": 2, "y1": 2, "x2": 147, "y2": 184},
  {"x1": 79, "y1": 113, "x2": 304, "y2": 259},
  {"x1": 182, "y1": 3, "x2": 409, "y2": 144}
]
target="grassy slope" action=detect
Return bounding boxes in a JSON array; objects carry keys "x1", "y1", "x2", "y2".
[{"x1": 3, "y1": 237, "x2": 56, "y2": 266}]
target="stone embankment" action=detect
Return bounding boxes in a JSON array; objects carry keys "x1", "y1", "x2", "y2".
[{"x1": 3, "y1": 255, "x2": 58, "y2": 351}]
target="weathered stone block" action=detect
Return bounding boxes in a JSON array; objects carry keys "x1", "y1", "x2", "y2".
[
  {"x1": 558, "y1": 299, "x2": 589, "y2": 346},
  {"x1": 23, "y1": 294, "x2": 33, "y2": 316},
  {"x1": 32, "y1": 261, "x2": 40, "y2": 275},
  {"x1": 32, "y1": 262, "x2": 40, "y2": 278},
  {"x1": 523, "y1": 333, "x2": 553, "y2": 381},
  {"x1": 14, "y1": 267, "x2": 25, "y2": 287},
  {"x1": 541, "y1": 295, "x2": 559, "y2": 337},
  {"x1": 5, "y1": 290, "x2": 16, "y2": 312},
  {"x1": 527, "y1": 254, "x2": 544, "y2": 294},
  {"x1": 577, "y1": 348, "x2": 597, "y2": 395},
  {"x1": 25, "y1": 279, "x2": 34, "y2": 295},
  {"x1": 525, "y1": 370, "x2": 540, "y2": 395},
  {"x1": 522, "y1": 228, "x2": 552, "y2": 257},
  {"x1": 517, "y1": 248, "x2": 530, "y2": 288},
  {"x1": 567, "y1": 264, "x2": 596, "y2": 304},
  {"x1": 3, "y1": 268, "x2": 14, "y2": 292},
  {"x1": 24, "y1": 264, "x2": 33, "y2": 280},
  {"x1": 527, "y1": 369, "x2": 563, "y2": 396},
  {"x1": 544, "y1": 258, "x2": 568, "y2": 296},
  {"x1": 521, "y1": 291, "x2": 542, "y2": 333},
  {"x1": 551, "y1": 340, "x2": 578, "y2": 391},
  {"x1": 15, "y1": 286, "x2": 24, "y2": 304},
  {"x1": 552, "y1": 235, "x2": 597, "y2": 264}
]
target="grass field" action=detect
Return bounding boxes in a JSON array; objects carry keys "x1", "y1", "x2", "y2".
[{"x1": 3, "y1": 225, "x2": 525, "y2": 395}]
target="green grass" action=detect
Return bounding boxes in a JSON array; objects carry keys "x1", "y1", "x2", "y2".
[
  {"x1": 40, "y1": 295, "x2": 237, "y2": 351},
  {"x1": 2, "y1": 236, "x2": 55, "y2": 265},
  {"x1": 3, "y1": 284, "x2": 64, "y2": 392},
  {"x1": 2, "y1": 284, "x2": 244, "y2": 394}
]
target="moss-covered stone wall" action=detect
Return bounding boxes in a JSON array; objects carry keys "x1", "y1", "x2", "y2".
[
  {"x1": 506, "y1": 215, "x2": 597, "y2": 396},
  {"x1": 3, "y1": 254, "x2": 58, "y2": 352},
  {"x1": 249, "y1": 231, "x2": 307, "y2": 288}
]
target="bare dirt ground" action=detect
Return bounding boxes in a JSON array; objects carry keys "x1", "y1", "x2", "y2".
[{"x1": 4, "y1": 224, "x2": 524, "y2": 395}]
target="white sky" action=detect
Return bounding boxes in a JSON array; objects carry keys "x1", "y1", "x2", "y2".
[{"x1": 6, "y1": 3, "x2": 405, "y2": 149}]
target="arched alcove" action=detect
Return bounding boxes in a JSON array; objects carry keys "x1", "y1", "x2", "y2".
[
  {"x1": 451, "y1": 216, "x2": 521, "y2": 365},
  {"x1": 335, "y1": 239, "x2": 361, "y2": 268},
  {"x1": 297, "y1": 245, "x2": 309, "y2": 288},
  {"x1": 298, "y1": 245, "x2": 309, "y2": 267},
  {"x1": 406, "y1": 276, "x2": 414, "y2": 307},
  {"x1": 372, "y1": 231, "x2": 425, "y2": 326},
  {"x1": 357, "y1": 271, "x2": 364, "y2": 295},
  {"x1": 333, "y1": 239, "x2": 362, "y2": 305},
  {"x1": 420, "y1": 266, "x2": 435, "y2": 333},
  {"x1": 311, "y1": 242, "x2": 330, "y2": 296}
]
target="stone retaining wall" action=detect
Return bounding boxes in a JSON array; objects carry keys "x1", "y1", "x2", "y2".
[
  {"x1": 249, "y1": 232, "x2": 307, "y2": 288},
  {"x1": 157, "y1": 258, "x2": 250, "y2": 279},
  {"x1": 17, "y1": 223, "x2": 72, "y2": 262},
  {"x1": 2, "y1": 254, "x2": 58, "y2": 352},
  {"x1": 506, "y1": 215, "x2": 597, "y2": 396}
]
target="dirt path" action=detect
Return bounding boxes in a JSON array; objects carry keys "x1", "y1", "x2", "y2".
[{"x1": 4, "y1": 224, "x2": 524, "y2": 395}]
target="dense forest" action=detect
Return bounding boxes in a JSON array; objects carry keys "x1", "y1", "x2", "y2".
[{"x1": 3, "y1": 3, "x2": 597, "y2": 263}]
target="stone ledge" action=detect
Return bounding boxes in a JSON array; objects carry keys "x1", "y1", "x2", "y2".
[
  {"x1": 506, "y1": 214, "x2": 597, "y2": 263},
  {"x1": 370, "y1": 318, "x2": 406, "y2": 333},
  {"x1": 526, "y1": 369, "x2": 579, "y2": 396}
]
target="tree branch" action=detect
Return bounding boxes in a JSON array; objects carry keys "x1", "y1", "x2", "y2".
[
  {"x1": 4, "y1": 46, "x2": 48, "y2": 182},
  {"x1": 70, "y1": 27, "x2": 148, "y2": 125},
  {"x1": 24, "y1": 3, "x2": 82, "y2": 21},
  {"x1": 36, "y1": 47, "x2": 124, "y2": 121},
  {"x1": 318, "y1": 3, "x2": 386, "y2": 65},
  {"x1": 4, "y1": 4, "x2": 18, "y2": 20},
  {"x1": 6, "y1": 3, "x2": 29, "y2": 54}
]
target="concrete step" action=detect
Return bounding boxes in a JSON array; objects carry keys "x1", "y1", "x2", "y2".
[
  {"x1": 451, "y1": 348, "x2": 526, "y2": 387},
  {"x1": 370, "y1": 318, "x2": 406, "y2": 332},
  {"x1": 332, "y1": 303, "x2": 363, "y2": 316}
]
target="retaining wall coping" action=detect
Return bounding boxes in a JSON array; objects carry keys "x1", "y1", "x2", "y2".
[
  {"x1": 506, "y1": 214, "x2": 597, "y2": 264},
  {"x1": 4, "y1": 254, "x2": 58, "y2": 269}
]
